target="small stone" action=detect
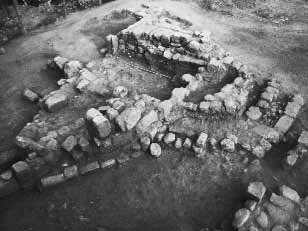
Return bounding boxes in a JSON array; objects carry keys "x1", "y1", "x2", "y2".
[
  {"x1": 156, "y1": 133, "x2": 165, "y2": 142},
  {"x1": 64, "y1": 165, "x2": 78, "y2": 179},
  {"x1": 285, "y1": 152, "x2": 298, "y2": 166},
  {"x1": 150, "y1": 143, "x2": 162, "y2": 157},
  {"x1": 279, "y1": 185, "x2": 300, "y2": 203},
  {"x1": 140, "y1": 136, "x2": 151, "y2": 151},
  {"x1": 196, "y1": 132, "x2": 208, "y2": 147},
  {"x1": 100, "y1": 159, "x2": 116, "y2": 169},
  {"x1": 183, "y1": 138, "x2": 192, "y2": 149},
  {"x1": 78, "y1": 136, "x2": 90, "y2": 152},
  {"x1": 113, "y1": 86, "x2": 128, "y2": 98},
  {"x1": 204, "y1": 94, "x2": 215, "y2": 101},
  {"x1": 298, "y1": 131, "x2": 308, "y2": 147},
  {"x1": 117, "y1": 154, "x2": 130, "y2": 165},
  {"x1": 258, "y1": 100, "x2": 270, "y2": 109},
  {"x1": 93, "y1": 137, "x2": 102, "y2": 147},
  {"x1": 293, "y1": 94, "x2": 304, "y2": 106},
  {"x1": 80, "y1": 161, "x2": 100, "y2": 175},
  {"x1": 192, "y1": 145, "x2": 205, "y2": 157},
  {"x1": 227, "y1": 134, "x2": 238, "y2": 144},
  {"x1": 252, "y1": 146, "x2": 266, "y2": 158},
  {"x1": 246, "y1": 107, "x2": 262, "y2": 120},
  {"x1": 256, "y1": 211, "x2": 269, "y2": 228},
  {"x1": 0, "y1": 47, "x2": 6, "y2": 55},
  {"x1": 260, "y1": 138, "x2": 272, "y2": 151},
  {"x1": 220, "y1": 139, "x2": 235, "y2": 152},
  {"x1": 175, "y1": 138, "x2": 183, "y2": 149},
  {"x1": 248, "y1": 182, "x2": 266, "y2": 201},
  {"x1": 62, "y1": 136, "x2": 77, "y2": 152},
  {"x1": 23, "y1": 89, "x2": 39, "y2": 102},
  {"x1": 209, "y1": 137, "x2": 217, "y2": 150},
  {"x1": 233, "y1": 208, "x2": 251, "y2": 228},
  {"x1": 261, "y1": 92, "x2": 274, "y2": 102},
  {"x1": 164, "y1": 133, "x2": 176, "y2": 144},
  {"x1": 199, "y1": 101, "x2": 210, "y2": 113}
]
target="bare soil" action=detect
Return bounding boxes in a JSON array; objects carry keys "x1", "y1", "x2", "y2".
[{"x1": 0, "y1": 0, "x2": 308, "y2": 230}]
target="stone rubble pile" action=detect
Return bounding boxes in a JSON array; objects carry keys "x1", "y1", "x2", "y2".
[{"x1": 233, "y1": 182, "x2": 308, "y2": 231}]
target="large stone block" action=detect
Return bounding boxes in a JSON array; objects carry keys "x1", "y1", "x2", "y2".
[
  {"x1": 116, "y1": 107, "x2": 142, "y2": 132},
  {"x1": 45, "y1": 93, "x2": 68, "y2": 112},
  {"x1": 11, "y1": 161, "x2": 34, "y2": 189}
]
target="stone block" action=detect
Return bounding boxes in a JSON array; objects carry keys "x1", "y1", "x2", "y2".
[
  {"x1": 80, "y1": 161, "x2": 100, "y2": 175},
  {"x1": 45, "y1": 93, "x2": 68, "y2": 112},
  {"x1": 62, "y1": 135, "x2": 77, "y2": 152},
  {"x1": 253, "y1": 125, "x2": 280, "y2": 144},
  {"x1": 232, "y1": 208, "x2": 250, "y2": 228},
  {"x1": 284, "y1": 102, "x2": 301, "y2": 118},
  {"x1": 150, "y1": 143, "x2": 162, "y2": 157},
  {"x1": 64, "y1": 165, "x2": 78, "y2": 179},
  {"x1": 248, "y1": 181, "x2": 266, "y2": 201},
  {"x1": 274, "y1": 115, "x2": 294, "y2": 135},
  {"x1": 279, "y1": 185, "x2": 300, "y2": 203},
  {"x1": 116, "y1": 107, "x2": 142, "y2": 132},
  {"x1": 298, "y1": 131, "x2": 308, "y2": 147},
  {"x1": 196, "y1": 132, "x2": 208, "y2": 147},
  {"x1": 23, "y1": 89, "x2": 39, "y2": 102},
  {"x1": 246, "y1": 106, "x2": 262, "y2": 120},
  {"x1": 40, "y1": 173, "x2": 66, "y2": 188},
  {"x1": 11, "y1": 161, "x2": 34, "y2": 189},
  {"x1": 100, "y1": 159, "x2": 116, "y2": 169}
]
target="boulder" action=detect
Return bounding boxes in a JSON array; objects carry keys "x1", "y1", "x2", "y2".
[
  {"x1": 62, "y1": 135, "x2": 77, "y2": 152},
  {"x1": 279, "y1": 185, "x2": 300, "y2": 203},
  {"x1": 233, "y1": 208, "x2": 250, "y2": 228},
  {"x1": 116, "y1": 107, "x2": 142, "y2": 132},
  {"x1": 164, "y1": 133, "x2": 176, "y2": 144},
  {"x1": 92, "y1": 115, "x2": 112, "y2": 139},
  {"x1": 150, "y1": 143, "x2": 162, "y2": 157},
  {"x1": 248, "y1": 182, "x2": 266, "y2": 201},
  {"x1": 246, "y1": 106, "x2": 262, "y2": 120}
]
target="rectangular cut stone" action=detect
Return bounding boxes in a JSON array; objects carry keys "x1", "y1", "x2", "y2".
[
  {"x1": 298, "y1": 131, "x2": 308, "y2": 147},
  {"x1": 252, "y1": 125, "x2": 280, "y2": 143},
  {"x1": 45, "y1": 93, "x2": 68, "y2": 112},
  {"x1": 40, "y1": 173, "x2": 66, "y2": 188},
  {"x1": 274, "y1": 115, "x2": 294, "y2": 135},
  {"x1": 284, "y1": 102, "x2": 301, "y2": 118},
  {"x1": 0, "y1": 176, "x2": 19, "y2": 198},
  {"x1": 100, "y1": 159, "x2": 116, "y2": 169},
  {"x1": 11, "y1": 161, "x2": 34, "y2": 189},
  {"x1": 80, "y1": 161, "x2": 99, "y2": 175}
]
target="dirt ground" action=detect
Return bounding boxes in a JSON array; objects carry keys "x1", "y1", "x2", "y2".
[{"x1": 0, "y1": 0, "x2": 308, "y2": 230}]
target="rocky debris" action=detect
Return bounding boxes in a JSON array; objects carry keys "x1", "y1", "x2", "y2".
[
  {"x1": 113, "y1": 86, "x2": 128, "y2": 98},
  {"x1": 40, "y1": 173, "x2": 66, "y2": 188},
  {"x1": 150, "y1": 143, "x2": 162, "y2": 157},
  {"x1": 164, "y1": 133, "x2": 176, "y2": 145},
  {"x1": 220, "y1": 138, "x2": 235, "y2": 152},
  {"x1": 62, "y1": 135, "x2": 77, "y2": 152},
  {"x1": 44, "y1": 93, "x2": 68, "y2": 112},
  {"x1": 79, "y1": 161, "x2": 100, "y2": 175},
  {"x1": 86, "y1": 108, "x2": 111, "y2": 139},
  {"x1": 23, "y1": 88, "x2": 39, "y2": 102},
  {"x1": 246, "y1": 106, "x2": 262, "y2": 120},
  {"x1": 116, "y1": 107, "x2": 142, "y2": 132},
  {"x1": 248, "y1": 182, "x2": 266, "y2": 201},
  {"x1": 11, "y1": 161, "x2": 34, "y2": 189}
]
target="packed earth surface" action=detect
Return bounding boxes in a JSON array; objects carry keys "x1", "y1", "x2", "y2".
[{"x1": 0, "y1": 1, "x2": 308, "y2": 231}]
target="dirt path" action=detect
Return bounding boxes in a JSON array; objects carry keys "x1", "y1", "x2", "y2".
[{"x1": 0, "y1": 0, "x2": 308, "y2": 230}]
